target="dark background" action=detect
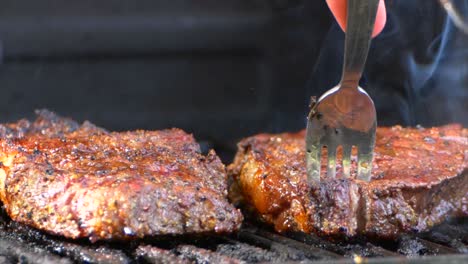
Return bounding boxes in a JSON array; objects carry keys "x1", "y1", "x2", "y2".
[{"x1": 0, "y1": 0, "x2": 466, "y2": 160}]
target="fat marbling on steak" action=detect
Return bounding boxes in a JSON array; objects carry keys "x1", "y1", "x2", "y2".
[
  {"x1": 0, "y1": 110, "x2": 242, "y2": 242},
  {"x1": 228, "y1": 125, "x2": 467, "y2": 238}
]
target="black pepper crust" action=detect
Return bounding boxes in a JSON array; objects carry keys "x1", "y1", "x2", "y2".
[{"x1": 0, "y1": 110, "x2": 243, "y2": 242}]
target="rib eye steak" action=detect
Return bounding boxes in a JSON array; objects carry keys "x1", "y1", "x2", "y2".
[
  {"x1": 228, "y1": 125, "x2": 467, "y2": 238},
  {"x1": 0, "y1": 110, "x2": 242, "y2": 242}
]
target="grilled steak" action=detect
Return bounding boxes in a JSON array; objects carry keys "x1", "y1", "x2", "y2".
[
  {"x1": 228, "y1": 125, "x2": 467, "y2": 238},
  {"x1": 0, "y1": 110, "x2": 242, "y2": 242}
]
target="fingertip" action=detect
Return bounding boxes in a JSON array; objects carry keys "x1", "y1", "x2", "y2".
[
  {"x1": 326, "y1": 0, "x2": 347, "y2": 32},
  {"x1": 326, "y1": 0, "x2": 387, "y2": 38},
  {"x1": 372, "y1": 0, "x2": 387, "y2": 37}
]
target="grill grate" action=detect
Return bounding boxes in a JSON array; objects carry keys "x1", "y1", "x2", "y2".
[{"x1": 0, "y1": 211, "x2": 466, "y2": 264}]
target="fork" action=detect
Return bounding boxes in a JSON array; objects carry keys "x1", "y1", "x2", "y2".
[{"x1": 306, "y1": 0, "x2": 379, "y2": 183}]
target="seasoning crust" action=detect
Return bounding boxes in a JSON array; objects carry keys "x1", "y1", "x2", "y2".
[
  {"x1": 0, "y1": 110, "x2": 242, "y2": 242},
  {"x1": 229, "y1": 125, "x2": 467, "y2": 238}
]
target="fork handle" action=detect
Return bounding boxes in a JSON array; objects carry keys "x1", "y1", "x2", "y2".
[{"x1": 340, "y1": 0, "x2": 380, "y2": 90}]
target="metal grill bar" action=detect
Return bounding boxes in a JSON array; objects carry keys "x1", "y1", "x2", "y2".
[
  {"x1": 360, "y1": 243, "x2": 402, "y2": 258},
  {"x1": 216, "y1": 237, "x2": 294, "y2": 263},
  {"x1": 1, "y1": 221, "x2": 131, "y2": 264},
  {"x1": 237, "y1": 230, "x2": 318, "y2": 262},
  {"x1": 175, "y1": 245, "x2": 241, "y2": 264},
  {"x1": 262, "y1": 231, "x2": 348, "y2": 259},
  {"x1": 237, "y1": 227, "x2": 342, "y2": 261},
  {"x1": 422, "y1": 235, "x2": 467, "y2": 254},
  {"x1": 398, "y1": 235, "x2": 459, "y2": 256},
  {"x1": 135, "y1": 245, "x2": 189, "y2": 264},
  {"x1": 418, "y1": 222, "x2": 468, "y2": 253},
  {"x1": 0, "y1": 236, "x2": 71, "y2": 264},
  {"x1": 283, "y1": 230, "x2": 397, "y2": 258}
]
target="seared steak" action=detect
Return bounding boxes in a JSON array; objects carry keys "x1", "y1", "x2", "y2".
[
  {"x1": 229, "y1": 125, "x2": 467, "y2": 238},
  {"x1": 0, "y1": 110, "x2": 242, "y2": 242}
]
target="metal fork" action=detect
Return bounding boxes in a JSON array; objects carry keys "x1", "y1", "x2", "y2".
[{"x1": 306, "y1": 0, "x2": 379, "y2": 183}]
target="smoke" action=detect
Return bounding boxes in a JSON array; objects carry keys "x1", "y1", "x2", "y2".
[
  {"x1": 307, "y1": 0, "x2": 468, "y2": 126},
  {"x1": 405, "y1": 0, "x2": 468, "y2": 126}
]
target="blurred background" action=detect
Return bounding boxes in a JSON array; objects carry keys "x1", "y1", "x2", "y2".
[{"x1": 0, "y1": 0, "x2": 466, "y2": 161}]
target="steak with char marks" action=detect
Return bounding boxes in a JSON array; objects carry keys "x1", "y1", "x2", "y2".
[
  {"x1": 228, "y1": 125, "x2": 467, "y2": 238},
  {"x1": 0, "y1": 110, "x2": 242, "y2": 242}
]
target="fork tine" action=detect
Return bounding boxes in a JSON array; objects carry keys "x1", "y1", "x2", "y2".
[
  {"x1": 342, "y1": 145, "x2": 352, "y2": 178},
  {"x1": 326, "y1": 145, "x2": 337, "y2": 179},
  {"x1": 306, "y1": 144, "x2": 321, "y2": 183},
  {"x1": 357, "y1": 145, "x2": 374, "y2": 181}
]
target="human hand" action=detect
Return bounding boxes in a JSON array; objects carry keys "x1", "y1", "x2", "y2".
[{"x1": 326, "y1": 0, "x2": 387, "y2": 37}]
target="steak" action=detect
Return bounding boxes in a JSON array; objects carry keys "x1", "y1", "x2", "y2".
[
  {"x1": 228, "y1": 125, "x2": 467, "y2": 238},
  {"x1": 0, "y1": 110, "x2": 242, "y2": 242}
]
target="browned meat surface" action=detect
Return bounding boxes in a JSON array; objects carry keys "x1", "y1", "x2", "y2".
[
  {"x1": 0, "y1": 110, "x2": 242, "y2": 242},
  {"x1": 229, "y1": 125, "x2": 467, "y2": 238}
]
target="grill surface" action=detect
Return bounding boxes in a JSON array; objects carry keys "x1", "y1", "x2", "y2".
[{"x1": 0, "y1": 207, "x2": 466, "y2": 264}]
